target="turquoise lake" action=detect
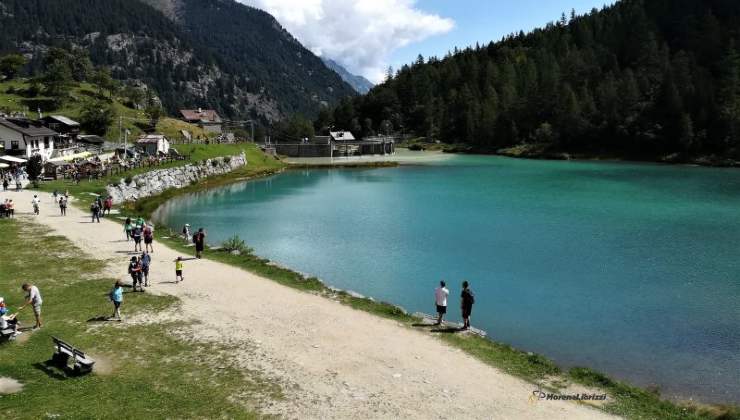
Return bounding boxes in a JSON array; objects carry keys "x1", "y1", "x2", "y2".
[{"x1": 153, "y1": 154, "x2": 740, "y2": 404}]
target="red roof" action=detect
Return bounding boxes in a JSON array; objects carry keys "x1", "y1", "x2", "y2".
[{"x1": 180, "y1": 109, "x2": 222, "y2": 123}]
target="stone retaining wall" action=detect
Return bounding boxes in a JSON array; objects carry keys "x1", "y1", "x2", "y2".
[{"x1": 106, "y1": 152, "x2": 247, "y2": 202}]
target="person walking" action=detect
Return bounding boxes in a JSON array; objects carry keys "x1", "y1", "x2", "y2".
[
  {"x1": 90, "y1": 200, "x2": 101, "y2": 223},
  {"x1": 143, "y1": 224, "x2": 154, "y2": 253},
  {"x1": 128, "y1": 257, "x2": 143, "y2": 292},
  {"x1": 52, "y1": 189, "x2": 58, "y2": 203},
  {"x1": 59, "y1": 196, "x2": 67, "y2": 216},
  {"x1": 31, "y1": 195, "x2": 40, "y2": 215},
  {"x1": 141, "y1": 251, "x2": 151, "y2": 287},
  {"x1": 460, "y1": 281, "x2": 475, "y2": 331},
  {"x1": 103, "y1": 196, "x2": 113, "y2": 216},
  {"x1": 193, "y1": 228, "x2": 206, "y2": 259},
  {"x1": 175, "y1": 256, "x2": 185, "y2": 283},
  {"x1": 108, "y1": 280, "x2": 124, "y2": 321},
  {"x1": 18, "y1": 283, "x2": 43, "y2": 329},
  {"x1": 124, "y1": 217, "x2": 133, "y2": 241},
  {"x1": 132, "y1": 223, "x2": 143, "y2": 252},
  {"x1": 434, "y1": 280, "x2": 450, "y2": 325},
  {"x1": 2, "y1": 178, "x2": 7, "y2": 191}
]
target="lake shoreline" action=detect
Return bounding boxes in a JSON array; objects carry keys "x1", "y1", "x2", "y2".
[
  {"x1": 133, "y1": 155, "x2": 740, "y2": 420},
  {"x1": 451, "y1": 143, "x2": 740, "y2": 168}
]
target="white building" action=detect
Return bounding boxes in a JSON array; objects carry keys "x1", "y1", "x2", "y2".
[
  {"x1": 136, "y1": 134, "x2": 170, "y2": 155},
  {"x1": 0, "y1": 118, "x2": 58, "y2": 161}
]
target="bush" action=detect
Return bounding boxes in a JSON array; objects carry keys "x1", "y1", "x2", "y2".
[{"x1": 221, "y1": 235, "x2": 253, "y2": 254}]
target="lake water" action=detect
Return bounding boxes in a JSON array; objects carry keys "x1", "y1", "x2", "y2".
[{"x1": 154, "y1": 154, "x2": 740, "y2": 404}]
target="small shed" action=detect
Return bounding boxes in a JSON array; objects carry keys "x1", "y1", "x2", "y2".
[
  {"x1": 330, "y1": 131, "x2": 356, "y2": 142},
  {"x1": 136, "y1": 134, "x2": 170, "y2": 155},
  {"x1": 43, "y1": 160, "x2": 72, "y2": 180}
]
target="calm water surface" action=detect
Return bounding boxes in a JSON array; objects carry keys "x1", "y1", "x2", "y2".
[{"x1": 154, "y1": 155, "x2": 740, "y2": 403}]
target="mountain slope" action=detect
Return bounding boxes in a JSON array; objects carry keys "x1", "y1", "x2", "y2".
[
  {"x1": 336, "y1": 0, "x2": 740, "y2": 162},
  {"x1": 0, "y1": 0, "x2": 355, "y2": 120},
  {"x1": 322, "y1": 58, "x2": 374, "y2": 94}
]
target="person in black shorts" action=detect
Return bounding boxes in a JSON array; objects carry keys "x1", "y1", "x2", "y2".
[
  {"x1": 434, "y1": 281, "x2": 449, "y2": 325},
  {"x1": 460, "y1": 281, "x2": 475, "y2": 330},
  {"x1": 143, "y1": 224, "x2": 154, "y2": 253},
  {"x1": 128, "y1": 257, "x2": 143, "y2": 292},
  {"x1": 132, "y1": 225, "x2": 143, "y2": 252},
  {"x1": 193, "y1": 228, "x2": 206, "y2": 259}
]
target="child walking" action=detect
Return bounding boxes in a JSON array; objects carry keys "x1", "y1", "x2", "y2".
[
  {"x1": 175, "y1": 257, "x2": 184, "y2": 283},
  {"x1": 109, "y1": 280, "x2": 123, "y2": 321}
]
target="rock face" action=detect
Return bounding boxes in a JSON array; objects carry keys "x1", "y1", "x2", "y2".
[{"x1": 106, "y1": 153, "x2": 246, "y2": 203}]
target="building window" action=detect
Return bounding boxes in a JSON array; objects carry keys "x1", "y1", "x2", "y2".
[
  {"x1": 44, "y1": 137, "x2": 49, "y2": 148},
  {"x1": 11, "y1": 141, "x2": 19, "y2": 150}
]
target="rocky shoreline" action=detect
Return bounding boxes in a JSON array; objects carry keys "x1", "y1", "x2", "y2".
[{"x1": 106, "y1": 152, "x2": 247, "y2": 202}]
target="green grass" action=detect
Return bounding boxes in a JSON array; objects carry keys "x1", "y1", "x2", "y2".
[
  {"x1": 0, "y1": 79, "x2": 211, "y2": 141},
  {"x1": 0, "y1": 220, "x2": 274, "y2": 419}
]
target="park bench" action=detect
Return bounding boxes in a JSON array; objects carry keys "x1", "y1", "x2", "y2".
[
  {"x1": 0, "y1": 327, "x2": 15, "y2": 342},
  {"x1": 51, "y1": 336, "x2": 95, "y2": 375}
]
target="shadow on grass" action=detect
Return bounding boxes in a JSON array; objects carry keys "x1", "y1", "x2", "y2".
[
  {"x1": 430, "y1": 327, "x2": 461, "y2": 334},
  {"x1": 86, "y1": 316, "x2": 112, "y2": 323},
  {"x1": 32, "y1": 361, "x2": 68, "y2": 381}
]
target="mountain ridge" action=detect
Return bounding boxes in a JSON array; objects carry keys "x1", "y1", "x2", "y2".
[
  {"x1": 0, "y1": 0, "x2": 356, "y2": 121},
  {"x1": 322, "y1": 58, "x2": 374, "y2": 94}
]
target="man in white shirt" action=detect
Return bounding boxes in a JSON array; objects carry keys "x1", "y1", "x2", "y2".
[
  {"x1": 434, "y1": 281, "x2": 449, "y2": 325},
  {"x1": 18, "y1": 283, "x2": 43, "y2": 329}
]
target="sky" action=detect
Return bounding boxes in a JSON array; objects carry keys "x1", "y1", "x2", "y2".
[{"x1": 238, "y1": 0, "x2": 616, "y2": 84}]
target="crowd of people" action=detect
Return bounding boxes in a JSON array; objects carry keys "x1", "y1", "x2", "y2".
[{"x1": 3, "y1": 190, "x2": 480, "y2": 339}]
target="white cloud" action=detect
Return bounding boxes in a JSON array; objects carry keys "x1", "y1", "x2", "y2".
[{"x1": 238, "y1": 0, "x2": 454, "y2": 83}]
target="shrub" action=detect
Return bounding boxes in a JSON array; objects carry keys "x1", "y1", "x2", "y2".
[{"x1": 221, "y1": 235, "x2": 253, "y2": 254}]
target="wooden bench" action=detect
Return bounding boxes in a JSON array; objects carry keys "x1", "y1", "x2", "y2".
[
  {"x1": 51, "y1": 337, "x2": 95, "y2": 375},
  {"x1": 0, "y1": 327, "x2": 15, "y2": 342}
]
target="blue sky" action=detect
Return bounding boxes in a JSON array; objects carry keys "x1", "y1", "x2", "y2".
[
  {"x1": 389, "y1": 0, "x2": 615, "y2": 74},
  {"x1": 241, "y1": 0, "x2": 616, "y2": 83}
]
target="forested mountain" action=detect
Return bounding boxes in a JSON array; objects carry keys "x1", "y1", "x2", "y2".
[
  {"x1": 322, "y1": 58, "x2": 374, "y2": 94},
  {"x1": 330, "y1": 0, "x2": 740, "y2": 161},
  {"x1": 0, "y1": 0, "x2": 356, "y2": 120}
]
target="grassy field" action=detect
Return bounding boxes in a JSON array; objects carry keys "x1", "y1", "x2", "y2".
[
  {"x1": 0, "y1": 220, "x2": 276, "y2": 418},
  {"x1": 0, "y1": 79, "x2": 212, "y2": 141}
]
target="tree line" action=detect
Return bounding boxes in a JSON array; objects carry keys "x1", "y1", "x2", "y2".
[{"x1": 321, "y1": 0, "x2": 740, "y2": 160}]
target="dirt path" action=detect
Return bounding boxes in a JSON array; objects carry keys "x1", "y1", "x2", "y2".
[{"x1": 11, "y1": 190, "x2": 618, "y2": 419}]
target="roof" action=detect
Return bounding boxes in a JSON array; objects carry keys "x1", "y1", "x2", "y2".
[
  {"x1": 136, "y1": 134, "x2": 168, "y2": 144},
  {"x1": 44, "y1": 115, "x2": 80, "y2": 127},
  {"x1": 0, "y1": 155, "x2": 27, "y2": 163},
  {"x1": 0, "y1": 118, "x2": 58, "y2": 137},
  {"x1": 180, "y1": 109, "x2": 222, "y2": 123},
  {"x1": 77, "y1": 135, "x2": 105, "y2": 145},
  {"x1": 330, "y1": 131, "x2": 356, "y2": 141}
]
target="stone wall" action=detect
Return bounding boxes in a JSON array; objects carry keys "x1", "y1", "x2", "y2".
[{"x1": 106, "y1": 152, "x2": 247, "y2": 202}]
